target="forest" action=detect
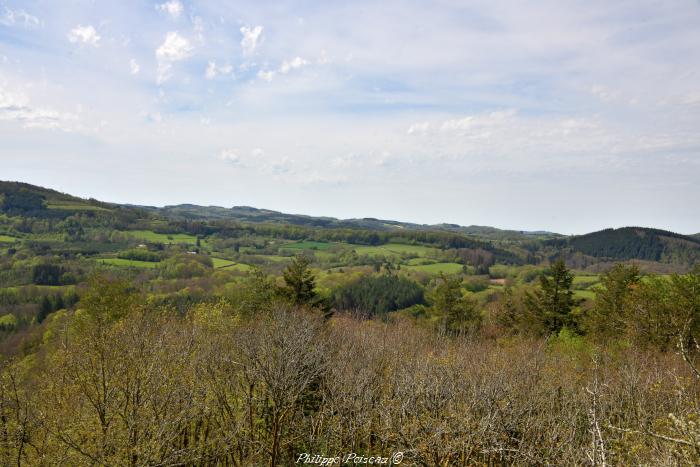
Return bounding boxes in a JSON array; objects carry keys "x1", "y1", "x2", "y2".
[{"x1": 1, "y1": 181, "x2": 699, "y2": 465}]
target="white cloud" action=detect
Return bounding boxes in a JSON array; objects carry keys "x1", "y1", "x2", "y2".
[
  {"x1": 279, "y1": 56, "x2": 309, "y2": 74},
  {"x1": 156, "y1": 0, "x2": 183, "y2": 19},
  {"x1": 155, "y1": 32, "x2": 193, "y2": 83},
  {"x1": 219, "y1": 149, "x2": 241, "y2": 164},
  {"x1": 240, "y1": 25, "x2": 263, "y2": 56},
  {"x1": 129, "y1": 59, "x2": 140, "y2": 75},
  {"x1": 0, "y1": 85, "x2": 78, "y2": 131},
  {"x1": 205, "y1": 61, "x2": 233, "y2": 79},
  {"x1": 67, "y1": 25, "x2": 100, "y2": 47},
  {"x1": 257, "y1": 70, "x2": 275, "y2": 82},
  {"x1": 0, "y1": 7, "x2": 39, "y2": 27},
  {"x1": 407, "y1": 121, "x2": 430, "y2": 135}
]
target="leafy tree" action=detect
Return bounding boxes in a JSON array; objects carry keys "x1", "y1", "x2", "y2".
[
  {"x1": 524, "y1": 259, "x2": 576, "y2": 334},
  {"x1": 280, "y1": 255, "x2": 316, "y2": 306}
]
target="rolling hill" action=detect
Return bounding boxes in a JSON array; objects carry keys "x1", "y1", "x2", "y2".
[{"x1": 1, "y1": 181, "x2": 698, "y2": 268}]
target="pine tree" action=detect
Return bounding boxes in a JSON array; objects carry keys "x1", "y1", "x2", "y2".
[
  {"x1": 281, "y1": 255, "x2": 316, "y2": 306},
  {"x1": 524, "y1": 259, "x2": 576, "y2": 334}
]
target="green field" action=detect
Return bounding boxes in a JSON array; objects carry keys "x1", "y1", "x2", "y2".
[
  {"x1": 404, "y1": 262, "x2": 464, "y2": 274},
  {"x1": 123, "y1": 230, "x2": 198, "y2": 245},
  {"x1": 212, "y1": 257, "x2": 236, "y2": 268},
  {"x1": 47, "y1": 202, "x2": 109, "y2": 212},
  {"x1": 98, "y1": 258, "x2": 160, "y2": 268},
  {"x1": 573, "y1": 275, "x2": 599, "y2": 286},
  {"x1": 0, "y1": 235, "x2": 17, "y2": 243},
  {"x1": 280, "y1": 241, "x2": 333, "y2": 250},
  {"x1": 352, "y1": 243, "x2": 438, "y2": 257},
  {"x1": 574, "y1": 289, "x2": 596, "y2": 300}
]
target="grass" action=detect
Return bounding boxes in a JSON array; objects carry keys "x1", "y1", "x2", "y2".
[
  {"x1": 47, "y1": 202, "x2": 108, "y2": 212},
  {"x1": 98, "y1": 258, "x2": 159, "y2": 268},
  {"x1": 123, "y1": 230, "x2": 198, "y2": 245},
  {"x1": 573, "y1": 275, "x2": 599, "y2": 286},
  {"x1": 404, "y1": 262, "x2": 464, "y2": 274},
  {"x1": 0, "y1": 235, "x2": 17, "y2": 243},
  {"x1": 280, "y1": 241, "x2": 333, "y2": 250},
  {"x1": 211, "y1": 257, "x2": 236, "y2": 268},
  {"x1": 351, "y1": 243, "x2": 438, "y2": 257},
  {"x1": 574, "y1": 289, "x2": 597, "y2": 300}
]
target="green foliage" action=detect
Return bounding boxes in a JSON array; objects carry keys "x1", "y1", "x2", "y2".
[
  {"x1": 32, "y1": 264, "x2": 66, "y2": 286},
  {"x1": 225, "y1": 268, "x2": 277, "y2": 317},
  {"x1": 0, "y1": 313, "x2": 17, "y2": 330},
  {"x1": 429, "y1": 273, "x2": 480, "y2": 335},
  {"x1": 280, "y1": 255, "x2": 317, "y2": 306},
  {"x1": 584, "y1": 264, "x2": 641, "y2": 340},
  {"x1": 524, "y1": 259, "x2": 577, "y2": 335},
  {"x1": 551, "y1": 227, "x2": 700, "y2": 265},
  {"x1": 117, "y1": 248, "x2": 161, "y2": 262},
  {"x1": 333, "y1": 274, "x2": 424, "y2": 316},
  {"x1": 0, "y1": 190, "x2": 45, "y2": 215}
]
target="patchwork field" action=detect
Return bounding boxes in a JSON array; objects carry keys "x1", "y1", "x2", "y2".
[
  {"x1": 403, "y1": 262, "x2": 464, "y2": 274},
  {"x1": 123, "y1": 230, "x2": 198, "y2": 245},
  {"x1": 97, "y1": 258, "x2": 160, "y2": 268},
  {"x1": 280, "y1": 241, "x2": 332, "y2": 250},
  {"x1": 351, "y1": 243, "x2": 438, "y2": 257},
  {"x1": 47, "y1": 202, "x2": 109, "y2": 212},
  {"x1": 211, "y1": 257, "x2": 237, "y2": 268}
]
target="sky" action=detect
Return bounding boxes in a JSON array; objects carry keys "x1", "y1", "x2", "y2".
[{"x1": 1, "y1": 0, "x2": 699, "y2": 235}]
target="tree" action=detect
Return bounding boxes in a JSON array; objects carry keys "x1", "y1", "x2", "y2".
[
  {"x1": 585, "y1": 263, "x2": 640, "y2": 340},
  {"x1": 280, "y1": 255, "x2": 316, "y2": 306},
  {"x1": 38, "y1": 295, "x2": 52, "y2": 323},
  {"x1": 524, "y1": 259, "x2": 576, "y2": 334},
  {"x1": 430, "y1": 273, "x2": 480, "y2": 335}
]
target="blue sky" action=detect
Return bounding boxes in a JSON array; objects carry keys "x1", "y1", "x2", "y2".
[{"x1": 1, "y1": 0, "x2": 699, "y2": 234}]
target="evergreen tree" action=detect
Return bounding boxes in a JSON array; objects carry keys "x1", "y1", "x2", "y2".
[
  {"x1": 430, "y1": 273, "x2": 480, "y2": 336},
  {"x1": 280, "y1": 255, "x2": 316, "y2": 306},
  {"x1": 524, "y1": 259, "x2": 576, "y2": 334},
  {"x1": 585, "y1": 263, "x2": 640, "y2": 340},
  {"x1": 38, "y1": 295, "x2": 52, "y2": 323}
]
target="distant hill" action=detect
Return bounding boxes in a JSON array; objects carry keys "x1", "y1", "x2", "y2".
[
  {"x1": 136, "y1": 203, "x2": 561, "y2": 241},
  {"x1": 547, "y1": 227, "x2": 700, "y2": 266},
  {"x1": 0, "y1": 181, "x2": 119, "y2": 218},
  {"x1": 2, "y1": 181, "x2": 698, "y2": 268}
]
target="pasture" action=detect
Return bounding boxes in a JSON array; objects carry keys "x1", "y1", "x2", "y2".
[
  {"x1": 123, "y1": 230, "x2": 198, "y2": 245},
  {"x1": 97, "y1": 258, "x2": 159, "y2": 268}
]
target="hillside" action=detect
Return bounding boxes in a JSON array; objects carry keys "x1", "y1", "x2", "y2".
[
  {"x1": 1, "y1": 181, "x2": 698, "y2": 269},
  {"x1": 547, "y1": 227, "x2": 700, "y2": 266}
]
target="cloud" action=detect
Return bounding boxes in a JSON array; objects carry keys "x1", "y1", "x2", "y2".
[
  {"x1": 279, "y1": 56, "x2": 309, "y2": 74},
  {"x1": 156, "y1": 0, "x2": 183, "y2": 19},
  {"x1": 129, "y1": 59, "x2": 140, "y2": 75},
  {"x1": 438, "y1": 109, "x2": 518, "y2": 134},
  {"x1": 240, "y1": 25, "x2": 263, "y2": 56},
  {"x1": 155, "y1": 32, "x2": 193, "y2": 83},
  {"x1": 257, "y1": 70, "x2": 275, "y2": 82},
  {"x1": 255, "y1": 57, "x2": 310, "y2": 82},
  {"x1": 407, "y1": 122, "x2": 430, "y2": 135},
  {"x1": 0, "y1": 85, "x2": 78, "y2": 131},
  {"x1": 67, "y1": 25, "x2": 100, "y2": 47},
  {"x1": 0, "y1": 7, "x2": 39, "y2": 27},
  {"x1": 205, "y1": 61, "x2": 233, "y2": 79},
  {"x1": 219, "y1": 149, "x2": 241, "y2": 164}
]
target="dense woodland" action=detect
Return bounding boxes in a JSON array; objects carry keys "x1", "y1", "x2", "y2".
[{"x1": 1, "y1": 181, "x2": 700, "y2": 465}]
